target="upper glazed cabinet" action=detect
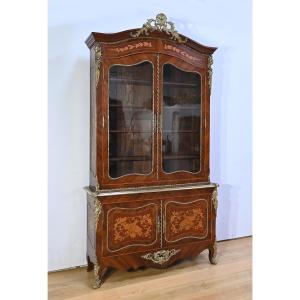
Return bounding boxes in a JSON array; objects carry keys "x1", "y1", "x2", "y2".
[{"x1": 86, "y1": 13, "x2": 216, "y2": 190}]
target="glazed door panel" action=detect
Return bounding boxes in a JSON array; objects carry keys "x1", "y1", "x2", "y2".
[
  {"x1": 103, "y1": 200, "x2": 161, "y2": 256},
  {"x1": 163, "y1": 195, "x2": 211, "y2": 247},
  {"x1": 158, "y1": 54, "x2": 209, "y2": 183},
  {"x1": 102, "y1": 54, "x2": 158, "y2": 188}
]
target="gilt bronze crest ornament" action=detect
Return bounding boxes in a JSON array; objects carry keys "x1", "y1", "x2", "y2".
[{"x1": 131, "y1": 13, "x2": 187, "y2": 43}]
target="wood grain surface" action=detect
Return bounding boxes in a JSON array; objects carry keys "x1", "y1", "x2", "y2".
[{"x1": 48, "y1": 237, "x2": 252, "y2": 300}]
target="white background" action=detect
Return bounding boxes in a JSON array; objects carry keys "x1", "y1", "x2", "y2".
[{"x1": 48, "y1": 0, "x2": 252, "y2": 271}]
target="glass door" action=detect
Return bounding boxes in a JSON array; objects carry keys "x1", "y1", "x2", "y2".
[
  {"x1": 109, "y1": 62, "x2": 153, "y2": 178},
  {"x1": 102, "y1": 54, "x2": 157, "y2": 187},
  {"x1": 162, "y1": 63, "x2": 201, "y2": 173},
  {"x1": 158, "y1": 55, "x2": 209, "y2": 183}
]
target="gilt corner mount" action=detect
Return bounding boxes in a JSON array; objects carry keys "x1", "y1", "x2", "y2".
[
  {"x1": 130, "y1": 13, "x2": 187, "y2": 44},
  {"x1": 94, "y1": 43, "x2": 102, "y2": 86}
]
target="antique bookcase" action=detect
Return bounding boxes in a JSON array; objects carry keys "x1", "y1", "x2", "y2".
[{"x1": 84, "y1": 13, "x2": 218, "y2": 288}]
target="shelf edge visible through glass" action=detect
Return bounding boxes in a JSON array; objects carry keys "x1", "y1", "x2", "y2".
[{"x1": 109, "y1": 156, "x2": 151, "y2": 162}]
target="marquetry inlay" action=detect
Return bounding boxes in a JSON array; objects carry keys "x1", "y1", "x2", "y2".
[
  {"x1": 113, "y1": 214, "x2": 153, "y2": 242},
  {"x1": 170, "y1": 207, "x2": 205, "y2": 235},
  {"x1": 164, "y1": 43, "x2": 200, "y2": 62},
  {"x1": 111, "y1": 41, "x2": 152, "y2": 53},
  {"x1": 165, "y1": 199, "x2": 208, "y2": 243}
]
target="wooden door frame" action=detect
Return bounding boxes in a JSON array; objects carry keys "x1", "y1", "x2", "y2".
[
  {"x1": 157, "y1": 54, "x2": 210, "y2": 184},
  {"x1": 101, "y1": 53, "x2": 159, "y2": 188}
]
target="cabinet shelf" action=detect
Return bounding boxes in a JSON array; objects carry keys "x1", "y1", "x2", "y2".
[
  {"x1": 163, "y1": 154, "x2": 199, "y2": 160},
  {"x1": 163, "y1": 130, "x2": 200, "y2": 133},
  {"x1": 163, "y1": 105, "x2": 200, "y2": 110},
  {"x1": 110, "y1": 130, "x2": 152, "y2": 133},
  {"x1": 110, "y1": 130, "x2": 198, "y2": 134},
  {"x1": 109, "y1": 155, "x2": 151, "y2": 162},
  {"x1": 110, "y1": 154, "x2": 199, "y2": 162},
  {"x1": 164, "y1": 81, "x2": 198, "y2": 87},
  {"x1": 109, "y1": 78, "x2": 198, "y2": 88},
  {"x1": 110, "y1": 78, "x2": 152, "y2": 86},
  {"x1": 110, "y1": 104, "x2": 152, "y2": 110}
]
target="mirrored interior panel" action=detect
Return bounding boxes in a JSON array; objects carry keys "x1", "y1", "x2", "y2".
[
  {"x1": 109, "y1": 62, "x2": 153, "y2": 178},
  {"x1": 162, "y1": 64, "x2": 201, "y2": 173}
]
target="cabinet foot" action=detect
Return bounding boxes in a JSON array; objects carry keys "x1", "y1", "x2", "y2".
[
  {"x1": 209, "y1": 241, "x2": 218, "y2": 265},
  {"x1": 86, "y1": 255, "x2": 94, "y2": 272},
  {"x1": 93, "y1": 263, "x2": 108, "y2": 289}
]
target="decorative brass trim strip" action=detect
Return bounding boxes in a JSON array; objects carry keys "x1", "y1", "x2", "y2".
[
  {"x1": 212, "y1": 188, "x2": 218, "y2": 214},
  {"x1": 83, "y1": 182, "x2": 218, "y2": 197},
  {"x1": 130, "y1": 13, "x2": 187, "y2": 44},
  {"x1": 153, "y1": 114, "x2": 157, "y2": 133},
  {"x1": 141, "y1": 249, "x2": 181, "y2": 265},
  {"x1": 210, "y1": 241, "x2": 218, "y2": 265},
  {"x1": 207, "y1": 55, "x2": 213, "y2": 94},
  {"x1": 93, "y1": 262, "x2": 101, "y2": 289},
  {"x1": 94, "y1": 43, "x2": 102, "y2": 87},
  {"x1": 163, "y1": 214, "x2": 166, "y2": 236},
  {"x1": 157, "y1": 214, "x2": 161, "y2": 234},
  {"x1": 94, "y1": 198, "x2": 102, "y2": 231}
]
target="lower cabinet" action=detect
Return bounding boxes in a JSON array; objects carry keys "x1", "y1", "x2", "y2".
[{"x1": 86, "y1": 184, "x2": 218, "y2": 288}]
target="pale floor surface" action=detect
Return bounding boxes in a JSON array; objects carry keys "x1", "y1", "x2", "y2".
[{"x1": 48, "y1": 237, "x2": 252, "y2": 300}]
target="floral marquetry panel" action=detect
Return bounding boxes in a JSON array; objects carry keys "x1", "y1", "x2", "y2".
[
  {"x1": 164, "y1": 198, "x2": 209, "y2": 244},
  {"x1": 105, "y1": 202, "x2": 159, "y2": 254},
  {"x1": 114, "y1": 214, "x2": 152, "y2": 242}
]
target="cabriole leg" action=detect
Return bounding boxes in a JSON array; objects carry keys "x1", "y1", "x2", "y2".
[
  {"x1": 93, "y1": 263, "x2": 108, "y2": 289},
  {"x1": 209, "y1": 241, "x2": 218, "y2": 265}
]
